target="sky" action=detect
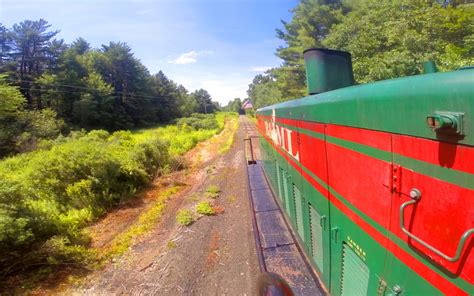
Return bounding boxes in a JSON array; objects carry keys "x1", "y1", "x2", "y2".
[{"x1": 0, "y1": 0, "x2": 296, "y2": 105}]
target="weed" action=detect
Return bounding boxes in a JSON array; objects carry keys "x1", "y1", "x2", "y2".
[
  {"x1": 228, "y1": 195, "x2": 236, "y2": 203},
  {"x1": 176, "y1": 209, "x2": 194, "y2": 226},
  {"x1": 196, "y1": 201, "x2": 215, "y2": 216},
  {"x1": 205, "y1": 185, "x2": 221, "y2": 199},
  {"x1": 218, "y1": 116, "x2": 239, "y2": 154},
  {"x1": 189, "y1": 194, "x2": 200, "y2": 202},
  {"x1": 158, "y1": 186, "x2": 181, "y2": 200},
  {"x1": 0, "y1": 112, "x2": 236, "y2": 280},
  {"x1": 101, "y1": 185, "x2": 181, "y2": 260},
  {"x1": 167, "y1": 240, "x2": 177, "y2": 249}
]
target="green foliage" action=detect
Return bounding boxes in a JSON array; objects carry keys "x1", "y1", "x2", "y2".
[
  {"x1": 0, "y1": 75, "x2": 24, "y2": 117},
  {"x1": 176, "y1": 209, "x2": 194, "y2": 226},
  {"x1": 41, "y1": 236, "x2": 95, "y2": 266},
  {"x1": 102, "y1": 185, "x2": 182, "y2": 260},
  {"x1": 216, "y1": 112, "x2": 238, "y2": 154},
  {"x1": 196, "y1": 201, "x2": 215, "y2": 216},
  {"x1": 323, "y1": 0, "x2": 474, "y2": 82},
  {"x1": 249, "y1": 0, "x2": 474, "y2": 106},
  {"x1": 222, "y1": 98, "x2": 242, "y2": 113},
  {"x1": 0, "y1": 19, "x2": 220, "y2": 159},
  {"x1": 273, "y1": 0, "x2": 346, "y2": 100},
  {"x1": 0, "y1": 78, "x2": 64, "y2": 157},
  {"x1": 191, "y1": 89, "x2": 218, "y2": 114},
  {"x1": 167, "y1": 240, "x2": 177, "y2": 249},
  {"x1": 0, "y1": 113, "x2": 228, "y2": 275},
  {"x1": 205, "y1": 185, "x2": 221, "y2": 199},
  {"x1": 176, "y1": 113, "x2": 219, "y2": 130},
  {"x1": 247, "y1": 72, "x2": 283, "y2": 109},
  {"x1": 15, "y1": 109, "x2": 65, "y2": 153}
]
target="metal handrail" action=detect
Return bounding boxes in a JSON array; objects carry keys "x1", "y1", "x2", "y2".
[{"x1": 400, "y1": 189, "x2": 474, "y2": 263}]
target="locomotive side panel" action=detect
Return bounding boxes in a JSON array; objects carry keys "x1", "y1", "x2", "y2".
[
  {"x1": 256, "y1": 111, "x2": 473, "y2": 295},
  {"x1": 256, "y1": 67, "x2": 473, "y2": 295}
]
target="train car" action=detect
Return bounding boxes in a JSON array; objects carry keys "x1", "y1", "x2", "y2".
[{"x1": 256, "y1": 48, "x2": 473, "y2": 295}]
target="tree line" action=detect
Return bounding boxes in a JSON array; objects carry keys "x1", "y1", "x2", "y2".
[
  {"x1": 0, "y1": 19, "x2": 218, "y2": 157},
  {"x1": 248, "y1": 0, "x2": 474, "y2": 110}
]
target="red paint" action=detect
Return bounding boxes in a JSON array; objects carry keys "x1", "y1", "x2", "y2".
[
  {"x1": 393, "y1": 135, "x2": 474, "y2": 175},
  {"x1": 393, "y1": 170, "x2": 474, "y2": 280},
  {"x1": 325, "y1": 140, "x2": 393, "y2": 228},
  {"x1": 256, "y1": 115, "x2": 474, "y2": 293},
  {"x1": 298, "y1": 120, "x2": 325, "y2": 135},
  {"x1": 258, "y1": 128, "x2": 468, "y2": 295},
  {"x1": 262, "y1": 114, "x2": 474, "y2": 175},
  {"x1": 325, "y1": 124, "x2": 392, "y2": 151},
  {"x1": 298, "y1": 132, "x2": 328, "y2": 184}
]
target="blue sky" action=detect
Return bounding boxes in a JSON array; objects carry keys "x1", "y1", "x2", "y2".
[{"x1": 0, "y1": 0, "x2": 296, "y2": 105}]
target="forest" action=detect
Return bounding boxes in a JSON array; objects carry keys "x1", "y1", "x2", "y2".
[
  {"x1": 0, "y1": 18, "x2": 228, "y2": 279},
  {"x1": 247, "y1": 0, "x2": 474, "y2": 109},
  {"x1": 0, "y1": 19, "x2": 218, "y2": 158}
]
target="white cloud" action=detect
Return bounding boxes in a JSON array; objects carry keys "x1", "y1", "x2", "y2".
[
  {"x1": 200, "y1": 78, "x2": 249, "y2": 105},
  {"x1": 164, "y1": 70, "x2": 251, "y2": 106},
  {"x1": 250, "y1": 66, "x2": 271, "y2": 72},
  {"x1": 169, "y1": 50, "x2": 213, "y2": 65}
]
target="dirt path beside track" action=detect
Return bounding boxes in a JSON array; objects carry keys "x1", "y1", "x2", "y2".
[{"x1": 57, "y1": 115, "x2": 260, "y2": 296}]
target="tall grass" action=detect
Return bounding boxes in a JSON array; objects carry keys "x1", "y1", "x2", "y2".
[{"x1": 0, "y1": 112, "x2": 235, "y2": 277}]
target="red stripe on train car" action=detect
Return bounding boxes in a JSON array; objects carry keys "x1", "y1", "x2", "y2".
[
  {"x1": 257, "y1": 125, "x2": 470, "y2": 295},
  {"x1": 298, "y1": 132, "x2": 328, "y2": 184},
  {"x1": 392, "y1": 169, "x2": 474, "y2": 280},
  {"x1": 264, "y1": 114, "x2": 474, "y2": 176},
  {"x1": 392, "y1": 134, "x2": 474, "y2": 175}
]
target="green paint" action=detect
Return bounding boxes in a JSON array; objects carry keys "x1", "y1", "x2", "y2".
[
  {"x1": 260, "y1": 136, "x2": 473, "y2": 295},
  {"x1": 340, "y1": 244, "x2": 370, "y2": 296},
  {"x1": 395, "y1": 153, "x2": 474, "y2": 190},
  {"x1": 309, "y1": 204, "x2": 324, "y2": 271},
  {"x1": 271, "y1": 120, "x2": 473, "y2": 190},
  {"x1": 259, "y1": 69, "x2": 474, "y2": 147},
  {"x1": 303, "y1": 48, "x2": 354, "y2": 95}
]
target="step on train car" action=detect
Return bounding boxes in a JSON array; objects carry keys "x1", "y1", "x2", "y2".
[{"x1": 256, "y1": 48, "x2": 473, "y2": 295}]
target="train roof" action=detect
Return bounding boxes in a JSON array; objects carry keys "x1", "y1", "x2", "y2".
[{"x1": 257, "y1": 68, "x2": 474, "y2": 146}]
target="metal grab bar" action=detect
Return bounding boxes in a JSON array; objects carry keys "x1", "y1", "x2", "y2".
[{"x1": 400, "y1": 188, "x2": 474, "y2": 263}]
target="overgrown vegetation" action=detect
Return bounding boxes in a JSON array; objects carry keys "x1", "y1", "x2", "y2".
[
  {"x1": 176, "y1": 113, "x2": 220, "y2": 130},
  {"x1": 218, "y1": 115, "x2": 239, "y2": 154},
  {"x1": 248, "y1": 0, "x2": 474, "y2": 109},
  {"x1": 0, "y1": 20, "x2": 220, "y2": 158},
  {"x1": 0, "y1": 112, "x2": 232, "y2": 278},
  {"x1": 196, "y1": 202, "x2": 215, "y2": 216},
  {"x1": 101, "y1": 185, "x2": 181, "y2": 260}
]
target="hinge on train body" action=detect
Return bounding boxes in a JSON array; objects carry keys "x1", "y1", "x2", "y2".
[
  {"x1": 392, "y1": 164, "x2": 401, "y2": 193},
  {"x1": 377, "y1": 278, "x2": 387, "y2": 296}
]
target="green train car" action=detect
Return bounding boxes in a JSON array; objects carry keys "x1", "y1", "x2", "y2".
[{"x1": 256, "y1": 48, "x2": 474, "y2": 295}]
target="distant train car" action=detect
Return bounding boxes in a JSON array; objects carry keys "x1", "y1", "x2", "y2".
[{"x1": 256, "y1": 48, "x2": 473, "y2": 295}]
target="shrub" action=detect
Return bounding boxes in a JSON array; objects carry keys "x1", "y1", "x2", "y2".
[
  {"x1": 176, "y1": 209, "x2": 194, "y2": 226},
  {"x1": 0, "y1": 112, "x2": 232, "y2": 275},
  {"x1": 196, "y1": 201, "x2": 215, "y2": 216},
  {"x1": 176, "y1": 114, "x2": 219, "y2": 130}
]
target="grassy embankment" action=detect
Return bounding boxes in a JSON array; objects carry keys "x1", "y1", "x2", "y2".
[{"x1": 0, "y1": 112, "x2": 237, "y2": 281}]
